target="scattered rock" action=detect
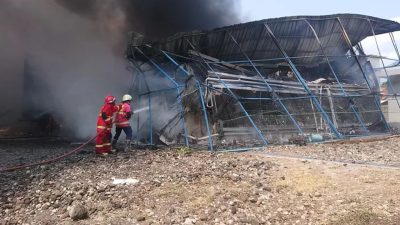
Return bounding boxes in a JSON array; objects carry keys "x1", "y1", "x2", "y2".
[
  {"x1": 183, "y1": 218, "x2": 196, "y2": 225},
  {"x1": 137, "y1": 216, "x2": 146, "y2": 222},
  {"x1": 230, "y1": 206, "x2": 237, "y2": 214},
  {"x1": 68, "y1": 204, "x2": 88, "y2": 221}
]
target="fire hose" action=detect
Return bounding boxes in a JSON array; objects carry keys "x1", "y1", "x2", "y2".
[
  {"x1": 0, "y1": 133, "x2": 99, "y2": 173},
  {"x1": 0, "y1": 107, "x2": 150, "y2": 173}
]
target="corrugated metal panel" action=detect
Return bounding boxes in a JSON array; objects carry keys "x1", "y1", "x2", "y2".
[{"x1": 154, "y1": 14, "x2": 400, "y2": 64}]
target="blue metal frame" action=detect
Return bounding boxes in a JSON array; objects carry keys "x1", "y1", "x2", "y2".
[
  {"x1": 185, "y1": 39, "x2": 269, "y2": 146},
  {"x1": 139, "y1": 86, "x2": 185, "y2": 96},
  {"x1": 127, "y1": 16, "x2": 397, "y2": 150},
  {"x1": 227, "y1": 31, "x2": 304, "y2": 134},
  {"x1": 368, "y1": 19, "x2": 400, "y2": 108},
  {"x1": 135, "y1": 47, "x2": 190, "y2": 146},
  {"x1": 148, "y1": 93, "x2": 153, "y2": 144},
  {"x1": 136, "y1": 95, "x2": 141, "y2": 144},
  {"x1": 161, "y1": 51, "x2": 214, "y2": 150},
  {"x1": 264, "y1": 22, "x2": 343, "y2": 138},
  {"x1": 303, "y1": 19, "x2": 369, "y2": 134},
  {"x1": 389, "y1": 32, "x2": 400, "y2": 61},
  {"x1": 336, "y1": 18, "x2": 390, "y2": 132}
]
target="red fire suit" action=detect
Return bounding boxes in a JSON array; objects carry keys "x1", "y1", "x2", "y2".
[
  {"x1": 115, "y1": 102, "x2": 132, "y2": 128},
  {"x1": 95, "y1": 103, "x2": 119, "y2": 154}
]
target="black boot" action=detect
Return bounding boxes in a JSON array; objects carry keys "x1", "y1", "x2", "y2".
[
  {"x1": 111, "y1": 139, "x2": 118, "y2": 153},
  {"x1": 124, "y1": 140, "x2": 131, "y2": 152}
]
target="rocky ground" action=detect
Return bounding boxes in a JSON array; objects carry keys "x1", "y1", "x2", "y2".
[
  {"x1": 266, "y1": 135, "x2": 400, "y2": 167},
  {"x1": 0, "y1": 136, "x2": 400, "y2": 225}
]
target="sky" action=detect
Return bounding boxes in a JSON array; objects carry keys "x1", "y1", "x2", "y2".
[{"x1": 239, "y1": 0, "x2": 400, "y2": 21}]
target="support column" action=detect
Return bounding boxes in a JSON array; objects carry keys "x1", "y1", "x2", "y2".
[
  {"x1": 227, "y1": 31, "x2": 304, "y2": 134},
  {"x1": 264, "y1": 23, "x2": 342, "y2": 138},
  {"x1": 368, "y1": 19, "x2": 400, "y2": 108},
  {"x1": 303, "y1": 19, "x2": 369, "y2": 134},
  {"x1": 161, "y1": 51, "x2": 214, "y2": 150},
  {"x1": 186, "y1": 39, "x2": 269, "y2": 146},
  {"x1": 336, "y1": 18, "x2": 389, "y2": 132},
  {"x1": 135, "y1": 47, "x2": 190, "y2": 146},
  {"x1": 148, "y1": 93, "x2": 153, "y2": 145}
]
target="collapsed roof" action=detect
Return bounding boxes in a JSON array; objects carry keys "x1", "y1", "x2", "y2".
[
  {"x1": 130, "y1": 14, "x2": 400, "y2": 63},
  {"x1": 126, "y1": 14, "x2": 400, "y2": 148}
]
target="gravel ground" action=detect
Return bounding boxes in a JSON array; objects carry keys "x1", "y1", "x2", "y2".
[
  {"x1": 0, "y1": 139, "x2": 72, "y2": 168},
  {"x1": 265, "y1": 136, "x2": 400, "y2": 167},
  {"x1": 0, "y1": 137, "x2": 400, "y2": 225}
]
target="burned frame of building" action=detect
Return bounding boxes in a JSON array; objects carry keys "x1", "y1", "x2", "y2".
[{"x1": 126, "y1": 14, "x2": 400, "y2": 151}]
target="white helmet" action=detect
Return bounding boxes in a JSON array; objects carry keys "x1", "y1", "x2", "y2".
[{"x1": 122, "y1": 94, "x2": 132, "y2": 102}]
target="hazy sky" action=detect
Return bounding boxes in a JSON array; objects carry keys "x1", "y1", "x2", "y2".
[{"x1": 239, "y1": 0, "x2": 400, "y2": 21}]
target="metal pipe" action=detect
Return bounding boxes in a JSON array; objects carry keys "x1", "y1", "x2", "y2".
[
  {"x1": 136, "y1": 95, "x2": 141, "y2": 144},
  {"x1": 176, "y1": 87, "x2": 190, "y2": 146},
  {"x1": 205, "y1": 54, "x2": 398, "y2": 65},
  {"x1": 162, "y1": 51, "x2": 214, "y2": 150},
  {"x1": 303, "y1": 19, "x2": 369, "y2": 133},
  {"x1": 148, "y1": 93, "x2": 153, "y2": 144},
  {"x1": 139, "y1": 86, "x2": 185, "y2": 96},
  {"x1": 389, "y1": 32, "x2": 400, "y2": 61},
  {"x1": 227, "y1": 31, "x2": 304, "y2": 134},
  {"x1": 135, "y1": 47, "x2": 190, "y2": 146},
  {"x1": 185, "y1": 38, "x2": 269, "y2": 146},
  {"x1": 264, "y1": 22, "x2": 342, "y2": 138},
  {"x1": 336, "y1": 17, "x2": 389, "y2": 132},
  {"x1": 206, "y1": 77, "x2": 369, "y2": 94},
  {"x1": 368, "y1": 19, "x2": 400, "y2": 109}
]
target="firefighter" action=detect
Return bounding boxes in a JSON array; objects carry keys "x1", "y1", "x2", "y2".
[
  {"x1": 96, "y1": 95, "x2": 119, "y2": 156},
  {"x1": 112, "y1": 94, "x2": 133, "y2": 152}
]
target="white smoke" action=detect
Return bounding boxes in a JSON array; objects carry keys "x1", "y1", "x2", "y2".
[{"x1": 0, "y1": 0, "x2": 131, "y2": 138}]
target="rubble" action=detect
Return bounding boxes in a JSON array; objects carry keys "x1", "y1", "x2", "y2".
[{"x1": 1, "y1": 137, "x2": 400, "y2": 224}]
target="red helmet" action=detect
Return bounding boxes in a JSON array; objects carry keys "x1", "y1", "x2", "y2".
[{"x1": 104, "y1": 95, "x2": 116, "y2": 104}]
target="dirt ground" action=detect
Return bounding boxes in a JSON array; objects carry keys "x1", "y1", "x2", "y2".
[{"x1": 1, "y1": 136, "x2": 400, "y2": 225}]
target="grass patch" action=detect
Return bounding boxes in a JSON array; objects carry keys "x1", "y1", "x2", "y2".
[
  {"x1": 176, "y1": 146, "x2": 193, "y2": 155},
  {"x1": 274, "y1": 170, "x2": 331, "y2": 194},
  {"x1": 151, "y1": 179, "x2": 252, "y2": 210},
  {"x1": 330, "y1": 209, "x2": 382, "y2": 225},
  {"x1": 151, "y1": 181, "x2": 216, "y2": 210}
]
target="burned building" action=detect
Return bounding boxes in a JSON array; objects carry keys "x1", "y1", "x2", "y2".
[{"x1": 127, "y1": 14, "x2": 400, "y2": 150}]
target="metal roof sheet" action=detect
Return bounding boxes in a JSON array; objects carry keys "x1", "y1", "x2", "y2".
[{"x1": 146, "y1": 14, "x2": 400, "y2": 64}]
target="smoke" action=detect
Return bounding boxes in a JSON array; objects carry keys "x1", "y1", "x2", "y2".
[
  {"x1": 57, "y1": 0, "x2": 240, "y2": 38},
  {"x1": 0, "y1": 0, "x2": 239, "y2": 138}
]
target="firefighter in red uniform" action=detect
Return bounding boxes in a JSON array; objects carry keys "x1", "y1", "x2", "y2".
[
  {"x1": 96, "y1": 95, "x2": 119, "y2": 156},
  {"x1": 112, "y1": 94, "x2": 133, "y2": 152}
]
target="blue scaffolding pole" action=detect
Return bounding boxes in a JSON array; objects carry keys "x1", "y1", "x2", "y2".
[
  {"x1": 368, "y1": 19, "x2": 400, "y2": 108},
  {"x1": 336, "y1": 18, "x2": 390, "y2": 132},
  {"x1": 389, "y1": 32, "x2": 400, "y2": 61},
  {"x1": 185, "y1": 39, "x2": 269, "y2": 146},
  {"x1": 136, "y1": 95, "x2": 141, "y2": 144},
  {"x1": 226, "y1": 31, "x2": 304, "y2": 134},
  {"x1": 303, "y1": 19, "x2": 369, "y2": 134},
  {"x1": 264, "y1": 23, "x2": 342, "y2": 138},
  {"x1": 131, "y1": 61, "x2": 151, "y2": 145},
  {"x1": 161, "y1": 51, "x2": 214, "y2": 151},
  {"x1": 135, "y1": 47, "x2": 190, "y2": 146},
  {"x1": 139, "y1": 86, "x2": 185, "y2": 96},
  {"x1": 148, "y1": 93, "x2": 153, "y2": 144}
]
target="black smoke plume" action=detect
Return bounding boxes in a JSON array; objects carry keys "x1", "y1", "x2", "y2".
[
  {"x1": 57, "y1": 0, "x2": 239, "y2": 37},
  {"x1": 0, "y1": 0, "x2": 239, "y2": 138}
]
